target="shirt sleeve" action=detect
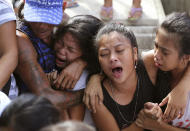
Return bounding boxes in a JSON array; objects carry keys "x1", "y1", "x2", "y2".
[{"x1": 0, "y1": 1, "x2": 16, "y2": 26}]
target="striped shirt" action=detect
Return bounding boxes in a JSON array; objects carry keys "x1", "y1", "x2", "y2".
[{"x1": 0, "y1": 0, "x2": 16, "y2": 25}]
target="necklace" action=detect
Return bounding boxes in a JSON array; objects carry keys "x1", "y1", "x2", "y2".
[{"x1": 109, "y1": 77, "x2": 140, "y2": 127}]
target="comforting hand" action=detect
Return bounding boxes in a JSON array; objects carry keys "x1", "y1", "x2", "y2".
[
  {"x1": 46, "y1": 70, "x2": 58, "y2": 86},
  {"x1": 83, "y1": 74, "x2": 103, "y2": 113},
  {"x1": 159, "y1": 86, "x2": 187, "y2": 122},
  {"x1": 54, "y1": 59, "x2": 86, "y2": 90},
  {"x1": 135, "y1": 102, "x2": 163, "y2": 130}
]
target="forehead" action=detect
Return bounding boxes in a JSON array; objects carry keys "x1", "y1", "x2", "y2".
[
  {"x1": 98, "y1": 31, "x2": 131, "y2": 47},
  {"x1": 156, "y1": 28, "x2": 180, "y2": 49}
]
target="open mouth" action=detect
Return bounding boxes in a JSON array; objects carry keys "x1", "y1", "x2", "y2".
[
  {"x1": 55, "y1": 57, "x2": 67, "y2": 68},
  {"x1": 112, "y1": 67, "x2": 123, "y2": 78}
]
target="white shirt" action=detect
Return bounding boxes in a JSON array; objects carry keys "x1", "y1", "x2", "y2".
[
  {"x1": 0, "y1": 91, "x2": 11, "y2": 116},
  {"x1": 0, "y1": 0, "x2": 16, "y2": 25},
  {"x1": 172, "y1": 92, "x2": 190, "y2": 128},
  {"x1": 68, "y1": 70, "x2": 89, "y2": 91}
]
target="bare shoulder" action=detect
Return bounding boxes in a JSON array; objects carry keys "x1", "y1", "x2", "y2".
[
  {"x1": 141, "y1": 50, "x2": 157, "y2": 85},
  {"x1": 16, "y1": 30, "x2": 37, "y2": 59}
]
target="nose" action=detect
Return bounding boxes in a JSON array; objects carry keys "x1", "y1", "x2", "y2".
[
  {"x1": 39, "y1": 23, "x2": 53, "y2": 31},
  {"x1": 154, "y1": 48, "x2": 161, "y2": 61},
  {"x1": 59, "y1": 47, "x2": 67, "y2": 56},
  {"x1": 110, "y1": 53, "x2": 118, "y2": 63}
]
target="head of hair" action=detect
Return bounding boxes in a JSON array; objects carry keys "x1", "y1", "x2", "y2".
[
  {"x1": 54, "y1": 15, "x2": 103, "y2": 74},
  {"x1": 95, "y1": 22, "x2": 138, "y2": 52},
  {"x1": 18, "y1": 1, "x2": 24, "y2": 20},
  {"x1": 0, "y1": 94, "x2": 60, "y2": 131},
  {"x1": 160, "y1": 12, "x2": 190, "y2": 57},
  {"x1": 40, "y1": 121, "x2": 96, "y2": 131}
]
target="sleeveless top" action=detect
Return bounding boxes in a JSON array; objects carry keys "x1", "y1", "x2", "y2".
[
  {"x1": 101, "y1": 59, "x2": 155, "y2": 129},
  {"x1": 154, "y1": 69, "x2": 171, "y2": 108},
  {"x1": 16, "y1": 21, "x2": 55, "y2": 93}
]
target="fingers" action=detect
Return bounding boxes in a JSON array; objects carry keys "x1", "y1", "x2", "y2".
[
  {"x1": 54, "y1": 75, "x2": 64, "y2": 89},
  {"x1": 52, "y1": 70, "x2": 58, "y2": 81},
  {"x1": 83, "y1": 92, "x2": 90, "y2": 110},
  {"x1": 144, "y1": 103, "x2": 160, "y2": 120},
  {"x1": 135, "y1": 118, "x2": 143, "y2": 127},
  {"x1": 90, "y1": 94, "x2": 96, "y2": 113},
  {"x1": 64, "y1": 78, "x2": 73, "y2": 89},
  {"x1": 144, "y1": 102, "x2": 155, "y2": 109},
  {"x1": 159, "y1": 96, "x2": 169, "y2": 107},
  {"x1": 163, "y1": 103, "x2": 171, "y2": 121},
  {"x1": 71, "y1": 79, "x2": 77, "y2": 89},
  {"x1": 168, "y1": 107, "x2": 176, "y2": 122},
  {"x1": 178, "y1": 108, "x2": 185, "y2": 119},
  {"x1": 98, "y1": 94, "x2": 103, "y2": 105}
]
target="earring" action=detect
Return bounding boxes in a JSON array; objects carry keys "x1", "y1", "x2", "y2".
[{"x1": 135, "y1": 61, "x2": 137, "y2": 69}]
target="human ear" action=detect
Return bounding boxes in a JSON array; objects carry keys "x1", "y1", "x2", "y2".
[{"x1": 181, "y1": 55, "x2": 190, "y2": 65}]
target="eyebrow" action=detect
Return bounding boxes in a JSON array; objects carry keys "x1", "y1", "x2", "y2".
[{"x1": 154, "y1": 41, "x2": 171, "y2": 52}]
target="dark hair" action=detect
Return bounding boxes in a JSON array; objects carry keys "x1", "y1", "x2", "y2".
[
  {"x1": 95, "y1": 23, "x2": 138, "y2": 51},
  {"x1": 17, "y1": 1, "x2": 24, "y2": 20},
  {"x1": 160, "y1": 12, "x2": 190, "y2": 56},
  {"x1": 54, "y1": 15, "x2": 103, "y2": 74},
  {"x1": 0, "y1": 94, "x2": 60, "y2": 131}
]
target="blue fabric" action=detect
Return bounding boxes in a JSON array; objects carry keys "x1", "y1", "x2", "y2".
[
  {"x1": 24, "y1": 0, "x2": 63, "y2": 25},
  {"x1": 16, "y1": 21, "x2": 55, "y2": 93}
]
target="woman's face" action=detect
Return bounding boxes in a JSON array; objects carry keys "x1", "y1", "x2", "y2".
[
  {"x1": 98, "y1": 31, "x2": 137, "y2": 84},
  {"x1": 54, "y1": 32, "x2": 82, "y2": 68},
  {"x1": 154, "y1": 28, "x2": 182, "y2": 71},
  {"x1": 29, "y1": 22, "x2": 54, "y2": 44}
]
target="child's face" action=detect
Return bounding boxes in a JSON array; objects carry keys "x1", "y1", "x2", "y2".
[
  {"x1": 98, "y1": 31, "x2": 137, "y2": 84},
  {"x1": 154, "y1": 28, "x2": 182, "y2": 71},
  {"x1": 54, "y1": 32, "x2": 82, "y2": 68}
]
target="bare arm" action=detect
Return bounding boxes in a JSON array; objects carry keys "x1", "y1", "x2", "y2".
[
  {"x1": 0, "y1": 21, "x2": 18, "y2": 89},
  {"x1": 15, "y1": 31, "x2": 83, "y2": 109},
  {"x1": 83, "y1": 74, "x2": 103, "y2": 112},
  {"x1": 160, "y1": 66, "x2": 190, "y2": 121},
  {"x1": 142, "y1": 50, "x2": 189, "y2": 121},
  {"x1": 92, "y1": 97, "x2": 142, "y2": 131},
  {"x1": 54, "y1": 59, "x2": 86, "y2": 90}
]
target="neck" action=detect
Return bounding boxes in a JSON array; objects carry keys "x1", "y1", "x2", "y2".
[
  {"x1": 171, "y1": 64, "x2": 188, "y2": 88},
  {"x1": 111, "y1": 69, "x2": 138, "y2": 93}
]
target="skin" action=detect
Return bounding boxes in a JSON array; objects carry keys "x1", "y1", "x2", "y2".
[
  {"x1": 54, "y1": 32, "x2": 82, "y2": 69},
  {"x1": 0, "y1": 21, "x2": 18, "y2": 89},
  {"x1": 84, "y1": 29, "x2": 190, "y2": 121},
  {"x1": 92, "y1": 31, "x2": 142, "y2": 131},
  {"x1": 49, "y1": 32, "x2": 85, "y2": 120},
  {"x1": 136, "y1": 28, "x2": 190, "y2": 130},
  {"x1": 15, "y1": 22, "x2": 83, "y2": 113}
]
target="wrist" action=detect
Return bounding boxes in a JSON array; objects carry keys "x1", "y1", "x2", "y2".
[{"x1": 76, "y1": 59, "x2": 86, "y2": 69}]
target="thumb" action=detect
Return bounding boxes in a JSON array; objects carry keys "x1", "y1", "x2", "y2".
[
  {"x1": 144, "y1": 102, "x2": 155, "y2": 110},
  {"x1": 159, "y1": 96, "x2": 169, "y2": 107}
]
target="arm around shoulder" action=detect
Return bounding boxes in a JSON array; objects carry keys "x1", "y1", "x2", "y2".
[{"x1": 15, "y1": 30, "x2": 51, "y2": 94}]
